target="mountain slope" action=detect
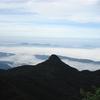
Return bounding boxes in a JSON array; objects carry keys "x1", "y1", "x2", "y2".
[{"x1": 0, "y1": 55, "x2": 100, "y2": 100}]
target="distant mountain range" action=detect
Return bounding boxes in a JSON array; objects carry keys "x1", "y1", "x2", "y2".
[
  {"x1": 1, "y1": 38, "x2": 100, "y2": 49},
  {"x1": 0, "y1": 61, "x2": 13, "y2": 69},
  {"x1": 0, "y1": 52, "x2": 15, "y2": 58},
  {"x1": 0, "y1": 55, "x2": 100, "y2": 100},
  {"x1": 0, "y1": 52, "x2": 15, "y2": 69}
]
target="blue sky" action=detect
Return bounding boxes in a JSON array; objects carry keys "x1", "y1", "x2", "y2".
[{"x1": 0, "y1": 0, "x2": 100, "y2": 38}]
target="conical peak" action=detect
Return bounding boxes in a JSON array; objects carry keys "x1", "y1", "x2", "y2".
[{"x1": 48, "y1": 54, "x2": 61, "y2": 62}]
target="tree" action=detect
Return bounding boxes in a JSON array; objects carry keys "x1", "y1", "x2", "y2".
[{"x1": 81, "y1": 88, "x2": 100, "y2": 100}]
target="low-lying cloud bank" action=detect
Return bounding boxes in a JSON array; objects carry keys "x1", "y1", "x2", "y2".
[{"x1": 0, "y1": 46, "x2": 100, "y2": 71}]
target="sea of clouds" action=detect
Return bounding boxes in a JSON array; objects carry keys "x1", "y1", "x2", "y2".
[{"x1": 0, "y1": 46, "x2": 100, "y2": 71}]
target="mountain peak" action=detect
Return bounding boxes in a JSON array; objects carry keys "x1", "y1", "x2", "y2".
[{"x1": 48, "y1": 54, "x2": 61, "y2": 63}]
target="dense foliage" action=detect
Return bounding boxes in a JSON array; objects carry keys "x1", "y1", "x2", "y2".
[{"x1": 81, "y1": 88, "x2": 100, "y2": 100}]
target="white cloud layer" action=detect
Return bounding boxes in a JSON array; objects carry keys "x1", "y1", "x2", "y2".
[
  {"x1": 0, "y1": 0, "x2": 100, "y2": 23},
  {"x1": 0, "y1": 0, "x2": 99, "y2": 37},
  {"x1": 27, "y1": 0, "x2": 100, "y2": 23},
  {"x1": 0, "y1": 46, "x2": 100, "y2": 71}
]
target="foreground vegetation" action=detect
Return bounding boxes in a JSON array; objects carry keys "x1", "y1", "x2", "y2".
[{"x1": 81, "y1": 88, "x2": 100, "y2": 100}]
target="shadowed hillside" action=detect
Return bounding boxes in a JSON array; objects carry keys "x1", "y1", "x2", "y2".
[{"x1": 0, "y1": 55, "x2": 100, "y2": 100}]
